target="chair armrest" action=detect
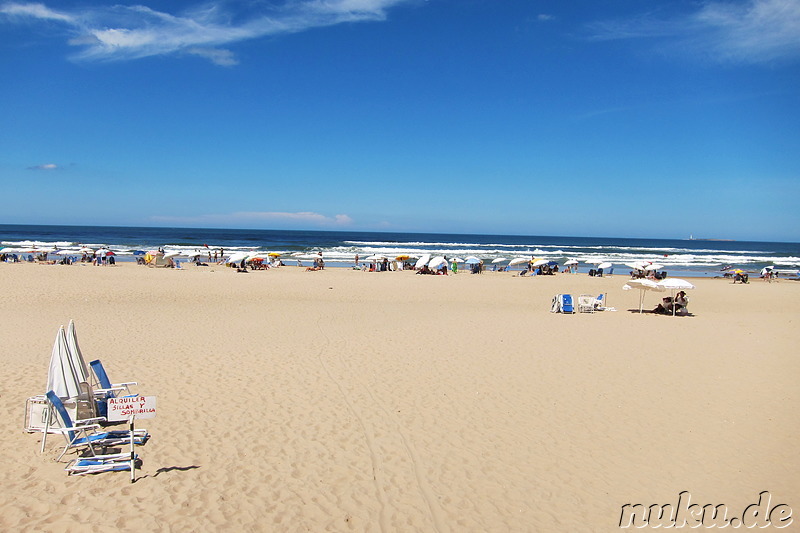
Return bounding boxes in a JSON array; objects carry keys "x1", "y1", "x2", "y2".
[
  {"x1": 111, "y1": 381, "x2": 138, "y2": 387},
  {"x1": 49, "y1": 424, "x2": 102, "y2": 433},
  {"x1": 74, "y1": 417, "x2": 107, "y2": 425},
  {"x1": 93, "y1": 387, "x2": 125, "y2": 396}
]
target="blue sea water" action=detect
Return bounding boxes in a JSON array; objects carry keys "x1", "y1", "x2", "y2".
[{"x1": 1, "y1": 224, "x2": 799, "y2": 277}]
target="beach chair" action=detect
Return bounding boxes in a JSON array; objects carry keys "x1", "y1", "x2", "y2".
[
  {"x1": 89, "y1": 359, "x2": 137, "y2": 417},
  {"x1": 44, "y1": 391, "x2": 149, "y2": 461},
  {"x1": 65, "y1": 453, "x2": 139, "y2": 476},
  {"x1": 550, "y1": 294, "x2": 575, "y2": 314},
  {"x1": 577, "y1": 295, "x2": 595, "y2": 313},
  {"x1": 578, "y1": 293, "x2": 606, "y2": 313}
]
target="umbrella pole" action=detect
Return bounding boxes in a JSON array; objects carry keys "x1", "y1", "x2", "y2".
[
  {"x1": 130, "y1": 415, "x2": 136, "y2": 483},
  {"x1": 41, "y1": 403, "x2": 51, "y2": 454}
]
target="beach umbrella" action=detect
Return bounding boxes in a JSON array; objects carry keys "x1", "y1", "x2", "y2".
[
  {"x1": 598, "y1": 262, "x2": 613, "y2": 270},
  {"x1": 47, "y1": 326, "x2": 82, "y2": 400},
  {"x1": 268, "y1": 252, "x2": 281, "y2": 257},
  {"x1": 464, "y1": 256, "x2": 481, "y2": 264},
  {"x1": 491, "y1": 257, "x2": 508, "y2": 264},
  {"x1": 364, "y1": 255, "x2": 386, "y2": 262},
  {"x1": 532, "y1": 259, "x2": 548, "y2": 267},
  {"x1": 623, "y1": 278, "x2": 665, "y2": 313},
  {"x1": 564, "y1": 259, "x2": 579, "y2": 265},
  {"x1": 164, "y1": 251, "x2": 181, "y2": 259},
  {"x1": 644, "y1": 264, "x2": 663, "y2": 271},
  {"x1": 428, "y1": 256, "x2": 447, "y2": 269},
  {"x1": 415, "y1": 254, "x2": 431, "y2": 269},
  {"x1": 133, "y1": 250, "x2": 146, "y2": 257},
  {"x1": 452, "y1": 257, "x2": 464, "y2": 263},
  {"x1": 226, "y1": 252, "x2": 249, "y2": 264},
  {"x1": 657, "y1": 278, "x2": 695, "y2": 316},
  {"x1": 395, "y1": 254, "x2": 411, "y2": 261},
  {"x1": 509, "y1": 257, "x2": 530, "y2": 266}
]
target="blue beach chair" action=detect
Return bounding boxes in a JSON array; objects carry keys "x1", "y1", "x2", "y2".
[
  {"x1": 550, "y1": 294, "x2": 575, "y2": 314},
  {"x1": 65, "y1": 454, "x2": 140, "y2": 476},
  {"x1": 89, "y1": 360, "x2": 137, "y2": 417},
  {"x1": 45, "y1": 391, "x2": 149, "y2": 461}
]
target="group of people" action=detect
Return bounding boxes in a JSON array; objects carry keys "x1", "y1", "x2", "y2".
[{"x1": 653, "y1": 291, "x2": 689, "y2": 315}]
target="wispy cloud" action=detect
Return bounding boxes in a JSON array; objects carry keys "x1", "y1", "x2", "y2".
[
  {"x1": 0, "y1": 0, "x2": 414, "y2": 65},
  {"x1": 28, "y1": 162, "x2": 59, "y2": 170},
  {"x1": 587, "y1": 0, "x2": 800, "y2": 64},
  {"x1": 151, "y1": 211, "x2": 354, "y2": 227}
]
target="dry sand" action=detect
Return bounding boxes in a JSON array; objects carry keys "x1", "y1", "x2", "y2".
[{"x1": 1, "y1": 262, "x2": 797, "y2": 531}]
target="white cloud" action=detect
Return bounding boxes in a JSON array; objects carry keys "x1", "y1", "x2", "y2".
[
  {"x1": 0, "y1": 0, "x2": 414, "y2": 65},
  {"x1": 28, "y1": 163, "x2": 59, "y2": 170},
  {"x1": 151, "y1": 211, "x2": 354, "y2": 227},
  {"x1": 187, "y1": 47, "x2": 238, "y2": 66},
  {"x1": 587, "y1": 0, "x2": 800, "y2": 64},
  {"x1": 1, "y1": 2, "x2": 73, "y2": 22}
]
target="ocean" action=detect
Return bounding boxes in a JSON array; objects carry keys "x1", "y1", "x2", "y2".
[{"x1": 1, "y1": 224, "x2": 798, "y2": 277}]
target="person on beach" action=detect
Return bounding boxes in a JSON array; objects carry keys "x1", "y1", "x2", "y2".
[{"x1": 355, "y1": 254, "x2": 359, "y2": 267}]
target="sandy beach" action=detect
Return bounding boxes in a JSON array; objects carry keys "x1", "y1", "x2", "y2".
[{"x1": 1, "y1": 261, "x2": 797, "y2": 531}]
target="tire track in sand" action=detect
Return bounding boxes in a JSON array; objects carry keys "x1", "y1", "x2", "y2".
[
  {"x1": 314, "y1": 319, "x2": 391, "y2": 532},
  {"x1": 315, "y1": 319, "x2": 448, "y2": 533}
]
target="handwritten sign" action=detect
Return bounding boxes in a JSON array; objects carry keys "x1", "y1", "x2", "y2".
[{"x1": 107, "y1": 396, "x2": 157, "y2": 422}]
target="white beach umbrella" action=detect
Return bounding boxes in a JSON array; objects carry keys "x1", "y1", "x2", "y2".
[
  {"x1": 464, "y1": 256, "x2": 481, "y2": 264},
  {"x1": 564, "y1": 259, "x2": 579, "y2": 265},
  {"x1": 227, "y1": 252, "x2": 249, "y2": 264},
  {"x1": 491, "y1": 257, "x2": 508, "y2": 264},
  {"x1": 65, "y1": 320, "x2": 90, "y2": 384},
  {"x1": 415, "y1": 254, "x2": 431, "y2": 269},
  {"x1": 364, "y1": 255, "x2": 386, "y2": 262},
  {"x1": 598, "y1": 262, "x2": 613, "y2": 269},
  {"x1": 164, "y1": 251, "x2": 181, "y2": 259},
  {"x1": 657, "y1": 278, "x2": 695, "y2": 316},
  {"x1": 644, "y1": 264, "x2": 663, "y2": 271},
  {"x1": 509, "y1": 257, "x2": 530, "y2": 266},
  {"x1": 47, "y1": 327, "x2": 81, "y2": 400},
  {"x1": 428, "y1": 256, "x2": 447, "y2": 269},
  {"x1": 452, "y1": 257, "x2": 464, "y2": 263},
  {"x1": 623, "y1": 279, "x2": 665, "y2": 313},
  {"x1": 532, "y1": 259, "x2": 548, "y2": 267}
]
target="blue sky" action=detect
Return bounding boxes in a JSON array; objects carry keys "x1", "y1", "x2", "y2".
[{"x1": 1, "y1": 0, "x2": 798, "y2": 241}]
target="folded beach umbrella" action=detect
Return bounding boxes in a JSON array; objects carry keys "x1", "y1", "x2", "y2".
[
  {"x1": 47, "y1": 327, "x2": 82, "y2": 400},
  {"x1": 623, "y1": 279, "x2": 665, "y2": 314}
]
